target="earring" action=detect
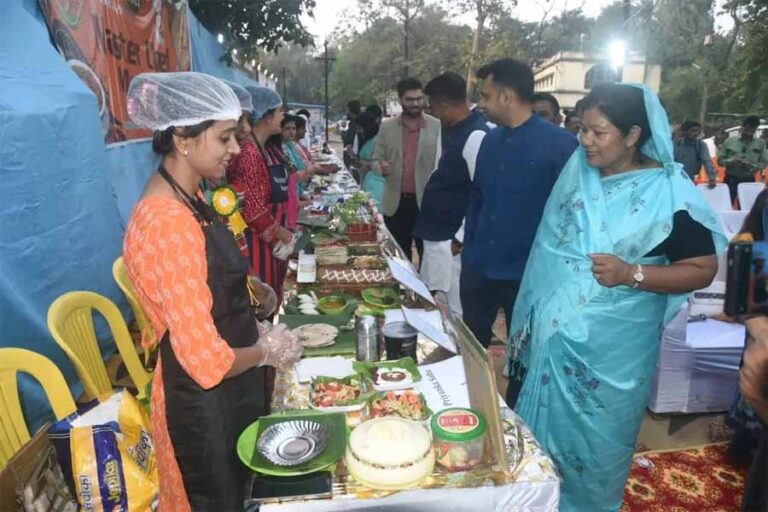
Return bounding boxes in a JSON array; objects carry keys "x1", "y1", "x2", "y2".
[{"x1": 183, "y1": 150, "x2": 189, "y2": 156}]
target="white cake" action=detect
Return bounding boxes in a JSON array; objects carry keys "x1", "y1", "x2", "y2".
[{"x1": 345, "y1": 417, "x2": 435, "y2": 490}]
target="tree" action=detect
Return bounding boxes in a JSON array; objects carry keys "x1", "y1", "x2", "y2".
[
  {"x1": 481, "y1": 16, "x2": 538, "y2": 64},
  {"x1": 259, "y1": 45, "x2": 325, "y2": 105},
  {"x1": 408, "y1": 5, "x2": 472, "y2": 79},
  {"x1": 719, "y1": 0, "x2": 768, "y2": 115},
  {"x1": 659, "y1": 66, "x2": 705, "y2": 122},
  {"x1": 328, "y1": 16, "x2": 404, "y2": 113},
  {"x1": 189, "y1": 0, "x2": 316, "y2": 61},
  {"x1": 328, "y1": 6, "x2": 470, "y2": 114},
  {"x1": 449, "y1": 0, "x2": 513, "y2": 93},
  {"x1": 380, "y1": 0, "x2": 427, "y2": 75}
]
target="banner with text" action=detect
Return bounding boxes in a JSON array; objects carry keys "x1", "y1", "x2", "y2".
[{"x1": 39, "y1": 0, "x2": 191, "y2": 144}]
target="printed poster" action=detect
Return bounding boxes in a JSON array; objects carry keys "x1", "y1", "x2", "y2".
[{"x1": 39, "y1": 0, "x2": 191, "y2": 144}]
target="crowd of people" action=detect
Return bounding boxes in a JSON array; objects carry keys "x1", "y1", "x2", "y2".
[
  {"x1": 114, "y1": 53, "x2": 768, "y2": 510},
  {"x1": 340, "y1": 58, "x2": 766, "y2": 511}
]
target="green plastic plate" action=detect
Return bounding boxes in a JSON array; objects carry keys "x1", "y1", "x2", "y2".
[
  {"x1": 237, "y1": 410, "x2": 347, "y2": 476},
  {"x1": 361, "y1": 287, "x2": 401, "y2": 311}
]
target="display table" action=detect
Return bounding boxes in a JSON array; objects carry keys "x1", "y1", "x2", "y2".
[
  {"x1": 259, "y1": 160, "x2": 559, "y2": 511},
  {"x1": 264, "y1": 363, "x2": 559, "y2": 511}
]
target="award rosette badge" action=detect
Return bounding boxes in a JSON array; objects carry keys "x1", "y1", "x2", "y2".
[{"x1": 211, "y1": 185, "x2": 247, "y2": 236}]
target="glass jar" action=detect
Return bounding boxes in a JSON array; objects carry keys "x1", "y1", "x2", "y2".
[{"x1": 431, "y1": 408, "x2": 486, "y2": 472}]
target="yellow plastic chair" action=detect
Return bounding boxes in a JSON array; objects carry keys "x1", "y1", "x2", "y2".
[
  {"x1": 47, "y1": 291, "x2": 151, "y2": 402},
  {"x1": 112, "y1": 257, "x2": 156, "y2": 365},
  {"x1": 0, "y1": 348, "x2": 77, "y2": 469}
]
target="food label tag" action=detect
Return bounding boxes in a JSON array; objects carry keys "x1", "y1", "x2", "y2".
[{"x1": 438, "y1": 411, "x2": 479, "y2": 433}]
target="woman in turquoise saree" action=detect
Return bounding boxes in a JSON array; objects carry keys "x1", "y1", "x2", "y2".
[
  {"x1": 507, "y1": 84, "x2": 727, "y2": 511},
  {"x1": 354, "y1": 111, "x2": 384, "y2": 208}
]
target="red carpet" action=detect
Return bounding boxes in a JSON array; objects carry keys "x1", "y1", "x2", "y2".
[{"x1": 622, "y1": 443, "x2": 747, "y2": 511}]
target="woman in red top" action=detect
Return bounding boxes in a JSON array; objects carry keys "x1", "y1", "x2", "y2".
[
  {"x1": 227, "y1": 86, "x2": 294, "y2": 300},
  {"x1": 123, "y1": 73, "x2": 302, "y2": 511}
]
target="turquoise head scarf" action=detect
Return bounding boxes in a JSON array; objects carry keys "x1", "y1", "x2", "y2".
[{"x1": 508, "y1": 84, "x2": 727, "y2": 368}]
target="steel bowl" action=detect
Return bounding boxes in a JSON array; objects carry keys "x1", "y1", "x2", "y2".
[{"x1": 257, "y1": 420, "x2": 329, "y2": 466}]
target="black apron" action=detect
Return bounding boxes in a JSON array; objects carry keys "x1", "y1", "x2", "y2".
[
  {"x1": 157, "y1": 166, "x2": 265, "y2": 511},
  {"x1": 257, "y1": 140, "x2": 289, "y2": 203}
]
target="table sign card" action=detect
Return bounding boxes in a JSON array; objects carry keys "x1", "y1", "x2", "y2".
[{"x1": 385, "y1": 257, "x2": 436, "y2": 305}]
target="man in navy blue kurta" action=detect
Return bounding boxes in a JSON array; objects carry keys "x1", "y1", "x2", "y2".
[
  {"x1": 415, "y1": 72, "x2": 490, "y2": 315},
  {"x1": 461, "y1": 59, "x2": 578, "y2": 347}
]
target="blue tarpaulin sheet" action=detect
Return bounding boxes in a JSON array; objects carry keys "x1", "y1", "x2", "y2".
[
  {"x1": 0, "y1": 0, "x2": 125, "y2": 430},
  {"x1": 0, "y1": 0, "x2": 261, "y2": 432}
]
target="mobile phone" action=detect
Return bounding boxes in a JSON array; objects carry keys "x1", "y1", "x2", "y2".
[
  {"x1": 245, "y1": 471, "x2": 333, "y2": 504},
  {"x1": 724, "y1": 241, "x2": 768, "y2": 316}
]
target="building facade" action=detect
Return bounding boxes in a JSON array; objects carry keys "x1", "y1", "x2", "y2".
[{"x1": 533, "y1": 51, "x2": 662, "y2": 111}]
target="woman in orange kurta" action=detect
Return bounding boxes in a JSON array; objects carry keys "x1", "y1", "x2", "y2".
[{"x1": 123, "y1": 72, "x2": 302, "y2": 511}]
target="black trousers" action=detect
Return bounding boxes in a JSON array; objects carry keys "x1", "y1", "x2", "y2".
[
  {"x1": 726, "y1": 174, "x2": 755, "y2": 203},
  {"x1": 385, "y1": 193, "x2": 423, "y2": 263},
  {"x1": 460, "y1": 265, "x2": 520, "y2": 349}
]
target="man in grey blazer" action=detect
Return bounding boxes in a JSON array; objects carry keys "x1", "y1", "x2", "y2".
[{"x1": 372, "y1": 77, "x2": 441, "y2": 261}]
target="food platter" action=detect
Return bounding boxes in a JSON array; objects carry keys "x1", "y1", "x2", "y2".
[
  {"x1": 368, "y1": 390, "x2": 432, "y2": 422},
  {"x1": 309, "y1": 375, "x2": 369, "y2": 412},
  {"x1": 292, "y1": 323, "x2": 339, "y2": 348},
  {"x1": 354, "y1": 357, "x2": 422, "y2": 391}
]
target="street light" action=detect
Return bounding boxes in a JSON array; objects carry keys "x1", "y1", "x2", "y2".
[{"x1": 609, "y1": 40, "x2": 626, "y2": 82}]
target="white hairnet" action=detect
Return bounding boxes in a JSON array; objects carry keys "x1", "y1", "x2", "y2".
[
  {"x1": 127, "y1": 72, "x2": 241, "y2": 131},
  {"x1": 221, "y1": 79, "x2": 254, "y2": 113},
  {"x1": 247, "y1": 86, "x2": 283, "y2": 120}
]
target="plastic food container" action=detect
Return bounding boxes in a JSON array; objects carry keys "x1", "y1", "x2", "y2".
[{"x1": 431, "y1": 408, "x2": 486, "y2": 472}]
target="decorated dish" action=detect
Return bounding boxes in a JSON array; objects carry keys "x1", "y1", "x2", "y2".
[
  {"x1": 309, "y1": 375, "x2": 368, "y2": 412},
  {"x1": 354, "y1": 357, "x2": 421, "y2": 391},
  {"x1": 368, "y1": 390, "x2": 432, "y2": 421},
  {"x1": 361, "y1": 287, "x2": 400, "y2": 309},
  {"x1": 345, "y1": 417, "x2": 435, "y2": 490},
  {"x1": 349, "y1": 256, "x2": 386, "y2": 270},
  {"x1": 320, "y1": 269, "x2": 392, "y2": 284}
]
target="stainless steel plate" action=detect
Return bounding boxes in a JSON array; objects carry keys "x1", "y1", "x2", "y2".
[{"x1": 257, "y1": 420, "x2": 329, "y2": 466}]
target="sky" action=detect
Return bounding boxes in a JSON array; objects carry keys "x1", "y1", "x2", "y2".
[{"x1": 301, "y1": 0, "x2": 734, "y2": 44}]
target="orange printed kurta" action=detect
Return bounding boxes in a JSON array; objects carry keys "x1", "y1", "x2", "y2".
[{"x1": 123, "y1": 196, "x2": 235, "y2": 512}]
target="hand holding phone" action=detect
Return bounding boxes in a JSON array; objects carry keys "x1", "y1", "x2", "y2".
[{"x1": 724, "y1": 241, "x2": 768, "y2": 316}]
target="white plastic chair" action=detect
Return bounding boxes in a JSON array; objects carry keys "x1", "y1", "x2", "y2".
[
  {"x1": 697, "y1": 184, "x2": 733, "y2": 211},
  {"x1": 737, "y1": 182, "x2": 765, "y2": 212},
  {"x1": 718, "y1": 210, "x2": 748, "y2": 242}
]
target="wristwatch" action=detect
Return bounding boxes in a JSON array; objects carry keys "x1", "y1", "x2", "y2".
[{"x1": 631, "y1": 264, "x2": 645, "y2": 288}]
